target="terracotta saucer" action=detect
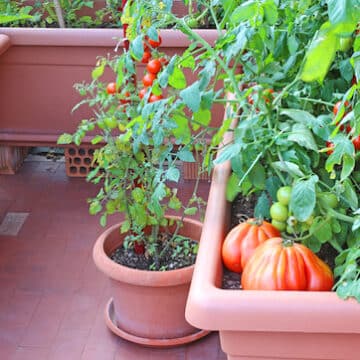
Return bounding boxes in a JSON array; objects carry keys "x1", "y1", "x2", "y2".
[{"x1": 104, "y1": 298, "x2": 211, "y2": 348}]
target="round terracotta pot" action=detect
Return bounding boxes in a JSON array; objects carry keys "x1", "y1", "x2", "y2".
[{"x1": 93, "y1": 215, "x2": 208, "y2": 346}]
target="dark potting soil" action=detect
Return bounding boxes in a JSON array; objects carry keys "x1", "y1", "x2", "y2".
[
  {"x1": 222, "y1": 194, "x2": 338, "y2": 290},
  {"x1": 110, "y1": 232, "x2": 198, "y2": 271}
]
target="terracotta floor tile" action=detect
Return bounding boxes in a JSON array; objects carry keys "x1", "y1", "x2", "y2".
[
  {"x1": 11, "y1": 346, "x2": 50, "y2": 360},
  {"x1": 0, "y1": 160, "x2": 221, "y2": 359}
]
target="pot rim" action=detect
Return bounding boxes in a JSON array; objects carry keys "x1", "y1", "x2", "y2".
[{"x1": 93, "y1": 215, "x2": 203, "y2": 287}]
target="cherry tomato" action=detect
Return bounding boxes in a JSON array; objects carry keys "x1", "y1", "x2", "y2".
[
  {"x1": 106, "y1": 82, "x2": 117, "y2": 95},
  {"x1": 276, "y1": 186, "x2": 292, "y2": 206},
  {"x1": 134, "y1": 241, "x2": 145, "y2": 254},
  {"x1": 148, "y1": 35, "x2": 162, "y2": 48},
  {"x1": 270, "y1": 202, "x2": 288, "y2": 222},
  {"x1": 139, "y1": 88, "x2": 148, "y2": 99},
  {"x1": 326, "y1": 141, "x2": 334, "y2": 155},
  {"x1": 353, "y1": 135, "x2": 360, "y2": 151},
  {"x1": 147, "y1": 59, "x2": 162, "y2": 74},
  {"x1": 141, "y1": 51, "x2": 151, "y2": 64},
  {"x1": 142, "y1": 72, "x2": 156, "y2": 87},
  {"x1": 149, "y1": 94, "x2": 163, "y2": 102},
  {"x1": 159, "y1": 57, "x2": 169, "y2": 65}
]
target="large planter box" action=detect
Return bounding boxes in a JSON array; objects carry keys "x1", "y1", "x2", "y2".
[
  {"x1": 0, "y1": 27, "x2": 221, "y2": 147},
  {"x1": 185, "y1": 105, "x2": 360, "y2": 359}
]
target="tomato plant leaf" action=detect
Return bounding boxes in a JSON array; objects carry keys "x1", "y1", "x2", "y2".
[
  {"x1": 57, "y1": 133, "x2": 73, "y2": 144},
  {"x1": 130, "y1": 35, "x2": 144, "y2": 61},
  {"x1": 231, "y1": 0, "x2": 258, "y2": 23},
  {"x1": 180, "y1": 81, "x2": 201, "y2": 112},
  {"x1": 184, "y1": 207, "x2": 198, "y2": 215},
  {"x1": 168, "y1": 67, "x2": 187, "y2": 89},
  {"x1": 280, "y1": 109, "x2": 317, "y2": 127},
  {"x1": 272, "y1": 161, "x2": 305, "y2": 177},
  {"x1": 288, "y1": 123, "x2": 318, "y2": 151},
  {"x1": 254, "y1": 191, "x2": 270, "y2": 218},
  {"x1": 340, "y1": 154, "x2": 355, "y2": 181},
  {"x1": 177, "y1": 149, "x2": 195, "y2": 162},
  {"x1": 290, "y1": 176, "x2": 318, "y2": 222},
  {"x1": 165, "y1": 167, "x2": 180, "y2": 183},
  {"x1": 226, "y1": 172, "x2": 242, "y2": 202}
]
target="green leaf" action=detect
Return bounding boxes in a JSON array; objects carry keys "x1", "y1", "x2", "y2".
[
  {"x1": 341, "y1": 154, "x2": 355, "y2": 181},
  {"x1": 290, "y1": 176, "x2": 318, "y2": 222},
  {"x1": 91, "y1": 59, "x2": 105, "y2": 80},
  {"x1": 0, "y1": 14, "x2": 33, "y2": 24},
  {"x1": 57, "y1": 133, "x2": 73, "y2": 144},
  {"x1": 231, "y1": 0, "x2": 258, "y2": 23},
  {"x1": 288, "y1": 123, "x2": 318, "y2": 151},
  {"x1": 272, "y1": 161, "x2": 305, "y2": 177},
  {"x1": 325, "y1": 133, "x2": 354, "y2": 173},
  {"x1": 254, "y1": 192, "x2": 270, "y2": 218},
  {"x1": 226, "y1": 173, "x2": 242, "y2": 202},
  {"x1": 184, "y1": 207, "x2": 197, "y2": 215},
  {"x1": 100, "y1": 213, "x2": 107, "y2": 227},
  {"x1": 168, "y1": 196, "x2": 182, "y2": 210},
  {"x1": 327, "y1": 0, "x2": 360, "y2": 30},
  {"x1": 89, "y1": 201, "x2": 102, "y2": 215},
  {"x1": 281, "y1": 109, "x2": 317, "y2": 127},
  {"x1": 168, "y1": 67, "x2": 187, "y2": 90},
  {"x1": 166, "y1": 167, "x2": 180, "y2": 182},
  {"x1": 180, "y1": 81, "x2": 201, "y2": 112},
  {"x1": 301, "y1": 26, "x2": 338, "y2": 83},
  {"x1": 313, "y1": 220, "x2": 333, "y2": 243},
  {"x1": 91, "y1": 135, "x2": 103, "y2": 145},
  {"x1": 193, "y1": 108, "x2": 211, "y2": 127},
  {"x1": 177, "y1": 149, "x2": 195, "y2": 162},
  {"x1": 263, "y1": 0, "x2": 278, "y2": 25},
  {"x1": 130, "y1": 36, "x2": 144, "y2": 61},
  {"x1": 343, "y1": 179, "x2": 358, "y2": 210},
  {"x1": 248, "y1": 162, "x2": 266, "y2": 190},
  {"x1": 214, "y1": 143, "x2": 242, "y2": 165},
  {"x1": 121, "y1": 220, "x2": 130, "y2": 233}
]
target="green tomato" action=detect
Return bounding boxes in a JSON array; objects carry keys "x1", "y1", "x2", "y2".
[
  {"x1": 271, "y1": 219, "x2": 286, "y2": 231},
  {"x1": 276, "y1": 186, "x2": 292, "y2": 205},
  {"x1": 104, "y1": 117, "x2": 118, "y2": 129},
  {"x1": 319, "y1": 192, "x2": 339, "y2": 209},
  {"x1": 339, "y1": 37, "x2": 353, "y2": 52},
  {"x1": 270, "y1": 202, "x2": 288, "y2": 222}
]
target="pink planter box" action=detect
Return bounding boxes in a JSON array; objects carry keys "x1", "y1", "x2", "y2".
[{"x1": 185, "y1": 98, "x2": 360, "y2": 360}]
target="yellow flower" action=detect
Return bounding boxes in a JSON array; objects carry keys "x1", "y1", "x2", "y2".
[{"x1": 159, "y1": 2, "x2": 165, "y2": 10}]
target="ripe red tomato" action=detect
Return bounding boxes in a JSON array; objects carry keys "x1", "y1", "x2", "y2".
[
  {"x1": 326, "y1": 141, "x2": 334, "y2": 155},
  {"x1": 106, "y1": 82, "x2": 117, "y2": 95},
  {"x1": 221, "y1": 219, "x2": 280, "y2": 273},
  {"x1": 141, "y1": 51, "x2": 151, "y2": 64},
  {"x1": 241, "y1": 237, "x2": 334, "y2": 291},
  {"x1": 139, "y1": 88, "x2": 148, "y2": 99},
  {"x1": 148, "y1": 35, "x2": 162, "y2": 48},
  {"x1": 142, "y1": 72, "x2": 156, "y2": 87},
  {"x1": 149, "y1": 94, "x2": 163, "y2": 102},
  {"x1": 159, "y1": 57, "x2": 169, "y2": 66},
  {"x1": 352, "y1": 136, "x2": 360, "y2": 151},
  {"x1": 147, "y1": 59, "x2": 162, "y2": 74}
]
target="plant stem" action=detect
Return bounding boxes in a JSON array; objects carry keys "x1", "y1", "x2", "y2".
[{"x1": 53, "y1": 0, "x2": 65, "y2": 28}]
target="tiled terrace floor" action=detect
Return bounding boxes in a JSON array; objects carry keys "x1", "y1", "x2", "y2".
[{"x1": 0, "y1": 158, "x2": 226, "y2": 360}]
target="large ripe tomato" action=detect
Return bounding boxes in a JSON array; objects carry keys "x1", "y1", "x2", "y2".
[
  {"x1": 221, "y1": 219, "x2": 280, "y2": 273},
  {"x1": 142, "y1": 72, "x2": 156, "y2": 87},
  {"x1": 241, "y1": 238, "x2": 334, "y2": 291}
]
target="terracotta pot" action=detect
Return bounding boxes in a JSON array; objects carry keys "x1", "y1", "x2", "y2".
[
  {"x1": 0, "y1": 27, "x2": 220, "y2": 147},
  {"x1": 185, "y1": 95, "x2": 360, "y2": 359},
  {"x1": 93, "y1": 215, "x2": 210, "y2": 347}
]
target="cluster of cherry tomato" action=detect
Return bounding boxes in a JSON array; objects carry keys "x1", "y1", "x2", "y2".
[
  {"x1": 327, "y1": 99, "x2": 360, "y2": 154},
  {"x1": 105, "y1": 33, "x2": 167, "y2": 106},
  {"x1": 269, "y1": 186, "x2": 292, "y2": 232}
]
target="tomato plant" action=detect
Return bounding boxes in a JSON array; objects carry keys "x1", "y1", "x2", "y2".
[
  {"x1": 221, "y1": 219, "x2": 280, "y2": 273},
  {"x1": 241, "y1": 238, "x2": 334, "y2": 291}
]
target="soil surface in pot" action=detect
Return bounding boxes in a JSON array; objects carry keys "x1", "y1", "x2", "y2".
[
  {"x1": 110, "y1": 232, "x2": 198, "y2": 271},
  {"x1": 222, "y1": 194, "x2": 338, "y2": 290}
]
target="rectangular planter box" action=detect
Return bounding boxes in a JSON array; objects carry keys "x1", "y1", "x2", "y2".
[{"x1": 185, "y1": 97, "x2": 360, "y2": 360}]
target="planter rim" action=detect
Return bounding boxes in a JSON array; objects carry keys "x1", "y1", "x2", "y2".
[
  {"x1": 186, "y1": 93, "x2": 360, "y2": 335},
  {"x1": 0, "y1": 27, "x2": 218, "y2": 48},
  {"x1": 93, "y1": 215, "x2": 202, "y2": 287}
]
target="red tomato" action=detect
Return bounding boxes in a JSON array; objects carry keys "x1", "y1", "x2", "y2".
[
  {"x1": 352, "y1": 136, "x2": 360, "y2": 151},
  {"x1": 148, "y1": 35, "x2": 162, "y2": 48},
  {"x1": 159, "y1": 57, "x2": 169, "y2": 65},
  {"x1": 141, "y1": 51, "x2": 151, "y2": 64},
  {"x1": 106, "y1": 82, "x2": 117, "y2": 95},
  {"x1": 134, "y1": 241, "x2": 145, "y2": 254},
  {"x1": 326, "y1": 141, "x2": 334, "y2": 155},
  {"x1": 149, "y1": 94, "x2": 163, "y2": 102},
  {"x1": 241, "y1": 237, "x2": 334, "y2": 291},
  {"x1": 142, "y1": 72, "x2": 156, "y2": 87},
  {"x1": 139, "y1": 88, "x2": 148, "y2": 99},
  {"x1": 221, "y1": 219, "x2": 280, "y2": 273},
  {"x1": 147, "y1": 59, "x2": 162, "y2": 74}
]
